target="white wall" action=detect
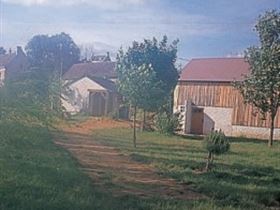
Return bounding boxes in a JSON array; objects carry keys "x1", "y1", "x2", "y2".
[
  {"x1": 232, "y1": 126, "x2": 280, "y2": 140},
  {"x1": 62, "y1": 77, "x2": 106, "y2": 113},
  {"x1": 202, "y1": 107, "x2": 233, "y2": 136},
  {"x1": 175, "y1": 103, "x2": 280, "y2": 140},
  {"x1": 0, "y1": 68, "x2": 5, "y2": 84}
]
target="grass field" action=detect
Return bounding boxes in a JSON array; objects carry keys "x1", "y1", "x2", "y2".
[
  {"x1": 1, "y1": 120, "x2": 279, "y2": 210},
  {"x1": 0, "y1": 122, "x2": 144, "y2": 210},
  {"x1": 93, "y1": 128, "x2": 280, "y2": 210},
  {"x1": 0, "y1": 122, "x2": 218, "y2": 210}
]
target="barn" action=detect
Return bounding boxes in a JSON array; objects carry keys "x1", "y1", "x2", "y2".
[{"x1": 174, "y1": 57, "x2": 280, "y2": 139}]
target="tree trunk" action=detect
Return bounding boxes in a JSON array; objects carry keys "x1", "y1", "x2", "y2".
[
  {"x1": 133, "y1": 106, "x2": 137, "y2": 148},
  {"x1": 141, "y1": 110, "x2": 146, "y2": 132},
  {"x1": 269, "y1": 112, "x2": 276, "y2": 147},
  {"x1": 205, "y1": 152, "x2": 212, "y2": 171}
]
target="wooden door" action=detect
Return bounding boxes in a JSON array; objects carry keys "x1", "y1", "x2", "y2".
[
  {"x1": 191, "y1": 107, "x2": 204, "y2": 135},
  {"x1": 90, "y1": 92, "x2": 106, "y2": 117}
]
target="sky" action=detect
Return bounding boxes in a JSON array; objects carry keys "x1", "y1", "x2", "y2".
[{"x1": 0, "y1": 0, "x2": 279, "y2": 62}]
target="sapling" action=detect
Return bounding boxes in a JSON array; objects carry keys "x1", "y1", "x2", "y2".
[{"x1": 203, "y1": 130, "x2": 230, "y2": 171}]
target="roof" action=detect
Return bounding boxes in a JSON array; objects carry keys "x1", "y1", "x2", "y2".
[
  {"x1": 89, "y1": 76, "x2": 117, "y2": 93},
  {"x1": 68, "y1": 75, "x2": 117, "y2": 93},
  {"x1": 179, "y1": 58, "x2": 250, "y2": 82},
  {"x1": 0, "y1": 53, "x2": 16, "y2": 68},
  {"x1": 63, "y1": 61, "x2": 116, "y2": 80}
]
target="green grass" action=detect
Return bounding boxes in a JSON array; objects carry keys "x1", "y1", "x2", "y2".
[
  {"x1": 93, "y1": 128, "x2": 280, "y2": 210},
  {"x1": 0, "y1": 121, "x2": 221, "y2": 210},
  {"x1": 1, "y1": 121, "x2": 279, "y2": 210}
]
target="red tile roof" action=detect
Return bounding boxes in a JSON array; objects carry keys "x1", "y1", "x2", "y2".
[
  {"x1": 63, "y1": 61, "x2": 116, "y2": 80},
  {"x1": 179, "y1": 58, "x2": 250, "y2": 82}
]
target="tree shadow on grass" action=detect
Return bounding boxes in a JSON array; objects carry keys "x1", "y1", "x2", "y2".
[
  {"x1": 126, "y1": 151, "x2": 280, "y2": 209},
  {"x1": 228, "y1": 136, "x2": 270, "y2": 144}
]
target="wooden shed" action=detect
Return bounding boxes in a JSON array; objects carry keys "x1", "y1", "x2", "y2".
[{"x1": 174, "y1": 58, "x2": 280, "y2": 139}]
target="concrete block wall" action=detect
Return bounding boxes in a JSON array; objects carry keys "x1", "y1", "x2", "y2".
[
  {"x1": 232, "y1": 126, "x2": 280, "y2": 140},
  {"x1": 202, "y1": 106, "x2": 233, "y2": 136}
]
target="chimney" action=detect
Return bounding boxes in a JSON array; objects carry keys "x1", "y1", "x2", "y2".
[
  {"x1": 16, "y1": 46, "x2": 24, "y2": 55},
  {"x1": 105, "y1": 52, "x2": 111, "y2": 61}
]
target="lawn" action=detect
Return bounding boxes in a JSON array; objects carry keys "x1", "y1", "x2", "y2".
[
  {"x1": 0, "y1": 121, "x2": 217, "y2": 210},
  {"x1": 1, "y1": 120, "x2": 279, "y2": 210},
  {"x1": 92, "y1": 128, "x2": 280, "y2": 210}
]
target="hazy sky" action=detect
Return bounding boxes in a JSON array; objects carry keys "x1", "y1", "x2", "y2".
[{"x1": 0, "y1": 0, "x2": 279, "y2": 61}]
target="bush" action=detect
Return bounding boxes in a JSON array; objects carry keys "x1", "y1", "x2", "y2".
[
  {"x1": 155, "y1": 112, "x2": 180, "y2": 135},
  {"x1": 203, "y1": 130, "x2": 230, "y2": 171}
]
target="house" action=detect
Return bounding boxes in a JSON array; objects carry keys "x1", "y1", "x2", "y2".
[
  {"x1": 63, "y1": 61, "x2": 116, "y2": 81},
  {"x1": 90, "y1": 52, "x2": 111, "y2": 62},
  {"x1": 62, "y1": 60, "x2": 124, "y2": 117},
  {"x1": 0, "y1": 46, "x2": 28, "y2": 86},
  {"x1": 174, "y1": 57, "x2": 280, "y2": 139}
]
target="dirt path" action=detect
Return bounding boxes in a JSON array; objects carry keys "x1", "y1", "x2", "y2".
[{"x1": 54, "y1": 118, "x2": 203, "y2": 200}]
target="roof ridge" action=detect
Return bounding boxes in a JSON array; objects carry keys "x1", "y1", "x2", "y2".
[{"x1": 191, "y1": 57, "x2": 244, "y2": 61}]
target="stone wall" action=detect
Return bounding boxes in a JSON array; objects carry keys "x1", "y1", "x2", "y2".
[{"x1": 232, "y1": 126, "x2": 280, "y2": 140}]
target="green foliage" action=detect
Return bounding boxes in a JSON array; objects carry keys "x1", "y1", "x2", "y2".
[
  {"x1": 107, "y1": 109, "x2": 119, "y2": 120},
  {"x1": 25, "y1": 32, "x2": 80, "y2": 74},
  {"x1": 234, "y1": 10, "x2": 280, "y2": 146},
  {"x1": 117, "y1": 63, "x2": 164, "y2": 111},
  {"x1": 0, "y1": 67, "x2": 64, "y2": 125},
  {"x1": 0, "y1": 46, "x2": 6, "y2": 55},
  {"x1": 155, "y1": 112, "x2": 180, "y2": 135},
  {"x1": 204, "y1": 130, "x2": 230, "y2": 155},
  {"x1": 116, "y1": 36, "x2": 179, "y2": 112}
]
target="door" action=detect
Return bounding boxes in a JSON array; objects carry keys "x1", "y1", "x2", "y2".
[
  {"x1": 90, "y1": 92, "x2": 106, "y2": 117},
  {"x1": 191, "y1": 107, "x2": 204, "y2": 135}
]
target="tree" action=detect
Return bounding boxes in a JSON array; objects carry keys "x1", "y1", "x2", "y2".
[
  {"x1": 235, "y1": 10, "x2": 280, "y2": 147},
  {"x1": 79, "y1": 44, "x2": 95, "y2": 60},
  {"x1": 116, "y1": 63, "x2": 164, "y2": 147},
  {"x1": 25, "y1": 33, "x2": 80, "y2": 113},
  {"x1": 25, "y1": 32, "x2": 80, "y2": 74},
  {"x1": 0, "y1": 47, "x2": 6, "y2": 55},
  {"x1": 117, "y1": 36, "x2": 179, "y2": 135},
  {"x1": 0, "y1": 67, "x2": 61, "y2": 125},
  {"x1": 203, "y1": 130, "x2": 230, "y2": 171},
  {"x1": 118, "y1": 36, "x2": 179, "y2": 113}
]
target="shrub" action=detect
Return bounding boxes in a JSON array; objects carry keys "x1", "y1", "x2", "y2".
[
  {"x1": 155, "y1": 112, "x2": 180, "y2": 135},
  {"x1": 203, "y1": 130, "x2": 230, "y2": 171},
  {"x1": 108, "y1": 110, "x2": 119, "y2": 120}
]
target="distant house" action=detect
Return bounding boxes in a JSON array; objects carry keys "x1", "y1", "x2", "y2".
[
  {"x1": 174, "y1": 57, "x2": 280, "y2": 139},
  {"x1": 90, "y1": 52, "x2": 111, "y2": 62},
  {"x1": 62, "y1": 60, "x2": 125, "y2": 117},
  {"x1": 63, "y1": 61, "x2": 116, "y2": 81},
  {"x1": 0, "y1": 46, "x2": 28, "y2": 86}
]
